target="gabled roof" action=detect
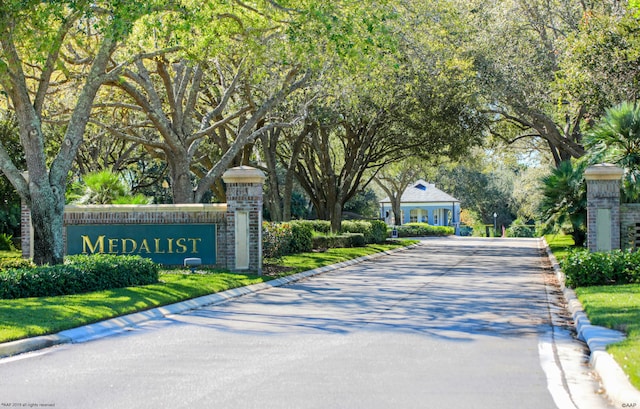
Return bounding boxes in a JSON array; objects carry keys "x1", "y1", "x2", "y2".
[{"x1": 379, "y1": 179, "x2": 459, "y2": 204}]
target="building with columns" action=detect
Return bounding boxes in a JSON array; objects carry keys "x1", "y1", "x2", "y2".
[{"x1": 379, "y1": 180, "x2": 461, "y2": 227}]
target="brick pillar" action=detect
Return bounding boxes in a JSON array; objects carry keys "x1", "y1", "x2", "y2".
[
  {"x1": 20, "y1": 171, "x2": 32, "y2": 260},
  {"x1": 20, "y1": 202, "x2": 32, "y2": 259},
  {"x1": 585, "y1": 163, "x2": 624, "y2": 252},
  {"x1": 222, "y1": 166, "x2": 266, "y2": 274}
]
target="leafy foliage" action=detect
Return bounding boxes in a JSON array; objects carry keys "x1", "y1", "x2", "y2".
[
  {"x1": 71, "y1": 170, "x2": 151, "y2": 204},
  {"x1": 340, "y1": 220, "x2": 387, "y2": 244},
  {"x1": 585, "y1": 101, "x2": 640, "y2": 202},
  {"x1": 0, "y1": 234, "x2": 16, "y2": 251},
  {"x1": 0, "y1": 257, "x2": 35, "y2": 271},
  {"x1": 394, "y1": 223, "x2": 454, "y2": 237},
  {"x1": 539, "y1": 160, "x2": 587, "y2": 247},
  {"x1": 312, "y1": 233, "x2": 365, "y2": 249},
  {"x1": 561, "y1": 249, "x2": 640, "y2": 287},
  {"x1": 505, "y1": 219, "x2": 537, "y2": 238},
  {"x1": 0, "y1": 254, "x2": 159, "y2": 299}
]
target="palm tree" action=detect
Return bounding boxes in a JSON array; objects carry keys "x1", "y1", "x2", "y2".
[
  {"x1": 73, "y1": 170, "x2": 150, "y2": 205},
  {"x1": 540, "y1": 160, "x2": 588, "y2": 247},
  {"x1": 585, "y1": 101, "x2": 640, "y2": 202}
]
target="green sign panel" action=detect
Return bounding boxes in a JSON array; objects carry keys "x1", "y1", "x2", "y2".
[{"x1": 66, "y1": 224, "x2": 216, "y2": 265}]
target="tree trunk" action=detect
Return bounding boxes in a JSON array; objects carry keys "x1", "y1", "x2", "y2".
[
  {"x1": 30, "y1": 186, "x2": 65, "y2": 265},
  {"x1": 168, "y1": 154, "x2": 194, "y2": 203},
  {"x1": 330, "y1": 201, "x2": 342, "y2": 233},
  {"x1": 392, "y1": 196, "x2": 403, "y2": 225}
]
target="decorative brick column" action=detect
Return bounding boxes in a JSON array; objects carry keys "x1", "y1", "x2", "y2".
[
  {"x1": 20, "y1": 202, "x2": 32, "y2": 259},
  {"x1": 20, "y1": 171, "x2": 32, "y2": 260},
  {"x1": 222, "y1": 166, "x2": 266, "y2": 275},
  {"x1": 585, "y1": 163, "x2": 624, "y2": 252}
]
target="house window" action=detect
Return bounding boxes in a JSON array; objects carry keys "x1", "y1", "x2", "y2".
[{"x1": 410, "y1": 209, "x2": 419, "y2": 223}]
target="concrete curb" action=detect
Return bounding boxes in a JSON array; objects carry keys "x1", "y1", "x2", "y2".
[
  {"x1": 0, "y1": 242, "x2": 420, "y2": 358},
  {"x1": 542, "y1": 238, "x2": 640, "y2": 407}
]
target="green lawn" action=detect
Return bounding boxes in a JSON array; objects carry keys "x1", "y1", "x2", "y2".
[
  {"x1": 576, "y1": 284, "x2": 640, "y2": 389},
  {"x1": 544, "y1": 234, "x2": 575, "y2": 260},
  {"x1": 545, "y1": 234, "x2": 640, "y2": 390},
  {"x1": 0, "y1": 240, "x2": 415, "y2": 344}
]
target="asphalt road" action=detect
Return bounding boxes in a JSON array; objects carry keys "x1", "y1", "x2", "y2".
[{"x1": 0, "y1": 237, "x2": 612, "y2": 409}]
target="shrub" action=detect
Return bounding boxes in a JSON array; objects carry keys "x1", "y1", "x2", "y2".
[
  {"x1": 295, "y1": 220, "x2": 331, "y2": 234},
  {"x1": 0, "y1": 254, "x2": 159, "y2": 299},
  {"x1": 368, "y1": 220, "x2": 388, "y2": 243},
  {"x1": 289, "y1": 222, "x2": 313, "y2": 253},
  {"x1": 341, "y1": 220, "x2": 373, "y2": 243},
  {"x1": 312, "y1": 233, "x2": 365, "y2": 249},
  {"x1": 0, "y1": 257, "x2": 35, "y2": 271},
  {"x1": 262, "y1": 222, "x2": 293, "y2": 259},
  {"x1": 340, "y1": 220, "x2": 388, "y2": 244},
  {"x1": 0, "y1": 233, "x2": 15, "y2": 251},
  {"x1": 561, "y1": 249, "x2": 640, "y2": 287},
  {"x1": 394, "y1": 223, "x2": 454, "y2": 237},
  {"x1": 505, "y1": 222, "x2": 537, "y2": 238}
]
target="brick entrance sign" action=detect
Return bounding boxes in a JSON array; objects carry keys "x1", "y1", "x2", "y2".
[{"x1": 21, "y1": 166, "x2": 266, "y2": 274}]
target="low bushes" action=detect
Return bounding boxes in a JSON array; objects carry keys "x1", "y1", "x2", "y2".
[
  {"x1": 263, "y1": 222, "x2": 313, "y2": 259},
  {"x1": 0, "y1": 257, "x2": 35, "y2": 271},
  {"x1": 561, "y1": 249, "x2": 640, "y2": 287},
  {"x1": 0, "y1": 254, "x2": 159, "y2": 299},
  {"x1": 263, "y1": 219, "x2": 388, "y2": 258},
  {"x1": 340, "y1": 220, "x2": 388, "y2": 244},
  {"x1": 393, "y1": 223, "x2": 454, "y2": 237},
  {"x1": 312, "y1": 233, "x2": 366, "y2": 249}
]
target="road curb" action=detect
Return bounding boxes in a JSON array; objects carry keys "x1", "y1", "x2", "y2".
[
  {"x1": 0, "y1": 242, "x2": 420, "y2": 358},
  {"x1": 542, "y1": 238, "x2": 640, "y2": 407}
]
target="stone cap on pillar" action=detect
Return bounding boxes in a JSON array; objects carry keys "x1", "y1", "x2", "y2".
[
  {"x1": 222, "y1": 166, "x2": 266, "y2": 184},
  {"x1": 584, "y1": 163, "x2": 624, "y2": 180}
]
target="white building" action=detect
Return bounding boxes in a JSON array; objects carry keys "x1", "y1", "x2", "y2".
[{"x1": 379, "y1": 180, "x2": 461, "y2": 227}]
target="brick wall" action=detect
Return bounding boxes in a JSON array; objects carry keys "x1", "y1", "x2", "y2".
[
  {"x1": 621, "y1": 204, "x2": 640, "y2": 250},
  {"x1": 20, "y1": 166, "x2": 266, "y2": 274}
]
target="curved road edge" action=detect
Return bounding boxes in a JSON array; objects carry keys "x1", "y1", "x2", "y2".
[{"x1": 541, "y1": 237, "x2": 640, "y2": 408}]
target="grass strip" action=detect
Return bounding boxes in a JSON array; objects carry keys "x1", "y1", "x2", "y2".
[
  {"x1": 544, "y1": 234, "x2": 575, "y2": 261},
  {"x1": 0, "y1": 272, "x2": 267, "y2": 343},
  {"x1": 576, "y1": 284, "x2": 640, "y2": 389},
  {"x1": 0, "y1": 240, "x2": 416, "y2": 343},
  {"x1": 545, "y1": 233, "x2": 640, "y2": 390}
]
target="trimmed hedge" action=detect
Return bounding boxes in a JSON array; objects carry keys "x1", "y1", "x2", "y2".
[
  {"x1": 561, "y1": 249, "x2": 640, "y2": 287},
  {"x1": 393, "y1": 223, "x2": 454, "y2": 237},
  {"x1": 312, "y1": 233, "x2": 366, "y2": 249},
  {"x1": 0, "y1": 258, "x2": 35, "y2": 271},
  {"x1": 289, "y1": 222, "x2": 313, "y2": 253},
  {"x1": 263, "y1": 221, "x2": 313, "y2": 258},
  {"x1": 0, "y1": 254, "x2": 159, "y2": 299},
  {"x1": 341, "y1": 220, "x2": 387, "y2": 244}
]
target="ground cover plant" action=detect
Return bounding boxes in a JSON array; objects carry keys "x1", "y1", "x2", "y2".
[
  {"x1": 0, "y1": 254, "x2": 159, "y2": 299},
  {"x1": 0, "y1": 240, "x2": 414, "y2": 344},
  {"x1": 545, "y1": 234, "x2": 640, "y2": 390}
]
